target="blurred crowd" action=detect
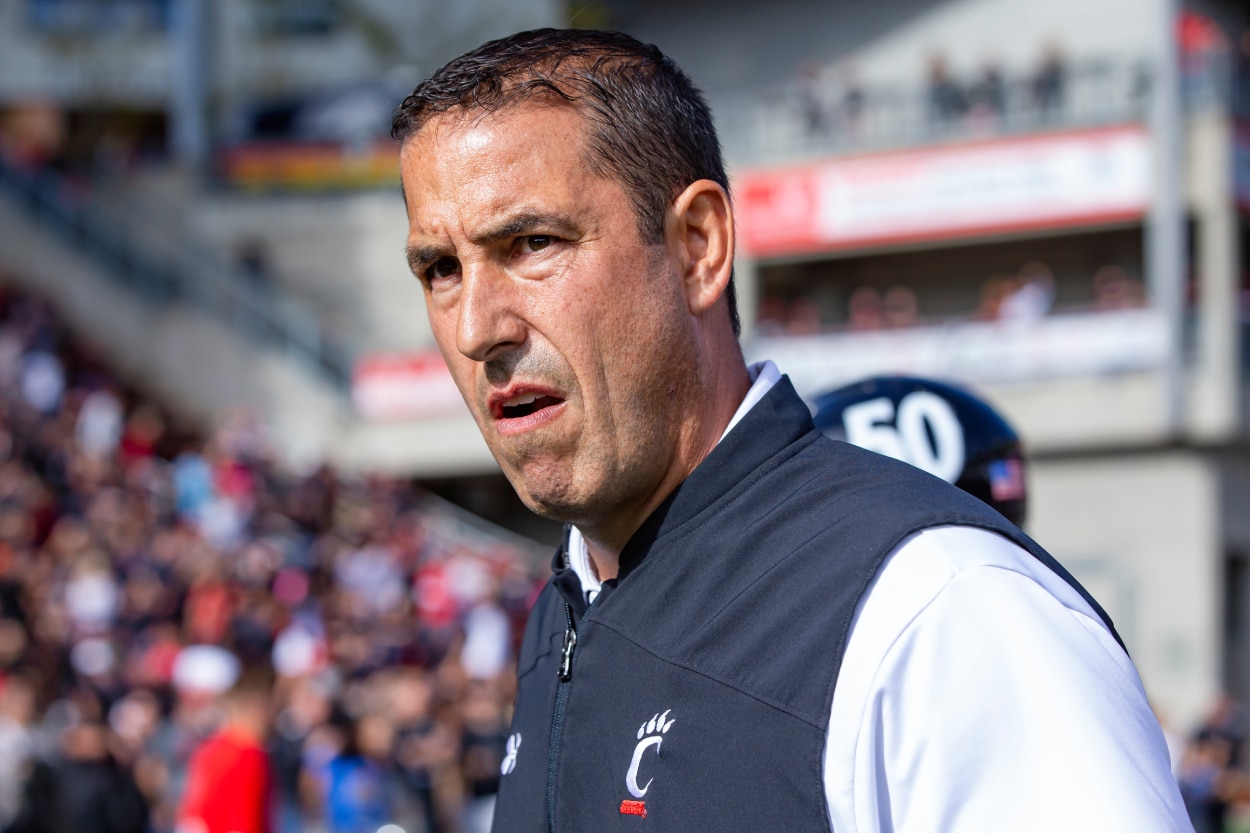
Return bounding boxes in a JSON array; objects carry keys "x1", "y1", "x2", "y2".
[
  {"x1": 1173, "y1": 694, "x2": 1250, "y2": 833},
  {"x1": 789, "y1": 9, "x2": 1246, "y2": 150},
  {"x1": 972, "y1": 261, "x2": 1145, "y2": 324},
  {"x1": 789, "y1": 43, "x2": 1072, "y2": 146},
  {"x1": 757, "y1": 260, "x2": 1146, "y2": 337},
  {"x1": 0, "y1": 278, "x2": 545, "y2": 833}
]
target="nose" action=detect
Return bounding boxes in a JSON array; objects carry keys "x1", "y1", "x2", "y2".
[{"x1": 456, "y1": 262, "x2": 526, "y2": 363}]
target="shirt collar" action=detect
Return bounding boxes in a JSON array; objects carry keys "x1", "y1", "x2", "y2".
[{"x1": 568, "y1": 360, "x2": 782, "y2": 599}]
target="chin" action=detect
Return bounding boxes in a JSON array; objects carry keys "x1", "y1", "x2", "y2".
[
  {"x1": 515, "y1": 488, "x2": 582, "y2": 523},
  {"x1": 510, "y1": 475, "x2": 594, "y2": 525}
]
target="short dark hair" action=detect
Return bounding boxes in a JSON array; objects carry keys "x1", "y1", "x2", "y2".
[
  {"x1": 392, "y1": 28, "x2": 739, "y2": 336},
  {"x1": 223, "y1": 663, "x2": 274, "y2": 705}
]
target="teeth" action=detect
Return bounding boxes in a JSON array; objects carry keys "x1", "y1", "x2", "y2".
[{"x1": 512, "y1": 394, "x2": 539, "y2": 406}]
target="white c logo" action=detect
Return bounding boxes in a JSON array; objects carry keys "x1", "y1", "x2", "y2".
[{"x1": 626, "y1": 735, "x2": 663, "y2": 798}]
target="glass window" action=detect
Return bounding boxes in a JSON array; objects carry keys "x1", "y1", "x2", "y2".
[
  {"x1": 26, "y1": 0, "x2": 171, "y2": 33},
  {"x1": 250, "y1": 0, "x2": 342, "y2": 37}
]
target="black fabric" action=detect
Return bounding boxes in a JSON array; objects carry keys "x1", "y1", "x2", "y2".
[
  {"x1": 493, "y1": 376, "x2": 1119, "y2": 832},
  {"x1": 5, "y1": 757, "x2": 148, "y2": 833}
]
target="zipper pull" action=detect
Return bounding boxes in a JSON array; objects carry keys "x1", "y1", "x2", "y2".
[
  {"x1": 559, "y1": 604, "x2": 578, "y2": 682},
  {"x1": 559, "y1": 625, "x2": 578, "y2": 681}
]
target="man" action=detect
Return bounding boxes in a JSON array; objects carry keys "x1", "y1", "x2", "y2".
[
  {"x1": 393, "y1": 28, "x2": 1188, "y2": 831},
  {"x1": 178, "y1": 665, "x2": 273, "y2": 833}
]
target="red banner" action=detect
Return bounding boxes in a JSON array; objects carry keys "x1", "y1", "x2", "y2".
[
  {"x1": 735, "y1": 125, "x2": 1151, "y2": 258},
  {"x1": 352, "y1": 350, "x2": 465, "y2": 421}
]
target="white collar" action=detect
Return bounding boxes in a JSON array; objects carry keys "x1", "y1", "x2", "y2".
[{"x1": 568, "y1": 360, "x2": 782, "y2": 599}]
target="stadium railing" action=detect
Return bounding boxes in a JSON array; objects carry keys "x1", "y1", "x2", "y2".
[
  {"x1": 714, "y1": 54, "x2": 1248, "y2": 168},
  {"x1": 0, "y1": 154, "x2": 352, "y2": 390}
]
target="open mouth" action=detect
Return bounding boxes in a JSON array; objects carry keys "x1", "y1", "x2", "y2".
[{"x1": 500, "y1": 393, "x2": 563, "y2": 419}]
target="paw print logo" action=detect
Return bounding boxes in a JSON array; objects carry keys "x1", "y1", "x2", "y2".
[
  {"x1": 500, "y1": 733, "x2": 521, "y2": 775},
  {"x1": 626, "y1": 710, "x2": 675, "y2": 799}
]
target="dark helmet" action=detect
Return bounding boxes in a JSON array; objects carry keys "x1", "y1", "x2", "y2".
[{"x1": 811, "y1": 376, "x2": 1028, "y2": 527}]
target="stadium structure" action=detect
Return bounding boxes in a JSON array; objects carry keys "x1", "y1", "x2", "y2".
[{"x1": 0, "y1": 0, "x2": 1248, "y2": 730}]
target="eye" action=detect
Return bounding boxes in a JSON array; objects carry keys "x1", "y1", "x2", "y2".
[
  {"x1": 426, "y1": 256, "x2": 460, "y2": 282},
  {"x1": 520, "y1": 235, "x2": 551, "y2": 253}
]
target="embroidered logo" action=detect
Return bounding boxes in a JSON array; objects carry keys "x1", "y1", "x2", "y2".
[
  {"x1": 501, "y1": 733, "x2": 521, "y2": 775},
  {"x1": 620, "y1": 709, "x2": 675, "y2": 818}
]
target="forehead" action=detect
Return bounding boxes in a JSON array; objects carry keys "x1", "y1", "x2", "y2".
[
  {"x1": 399, "y1": 103, "x2": 604, "y2": 224},
  {"x1": 415, "y1": 100, "x2": 590, "y2": 160}
]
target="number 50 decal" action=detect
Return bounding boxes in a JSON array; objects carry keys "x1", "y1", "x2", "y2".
[{"x1": 841, "y1": 392, "x2": 966, "y2": 483}]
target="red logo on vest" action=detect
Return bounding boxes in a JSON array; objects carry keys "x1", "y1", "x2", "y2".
[{"x1": 620, "y1": 800, "x2": 647, "y2": 817}]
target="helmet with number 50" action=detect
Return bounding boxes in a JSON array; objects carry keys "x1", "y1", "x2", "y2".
[{"x1": 811, "y1": 376, "x2": 1028, "y2": 528}]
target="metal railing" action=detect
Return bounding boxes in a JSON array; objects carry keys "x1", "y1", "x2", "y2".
[
  {"x1": 414, "y1": 488, "x2": 553, "y2": 569},
  {"x1": 716, "y1": 57, "x2": 1154, "y2": 168},
  {"x1": 0, "y1": 155, "x2": 352, "y2": 388}
]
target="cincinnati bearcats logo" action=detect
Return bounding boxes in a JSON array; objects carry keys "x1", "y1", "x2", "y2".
[{"x1": 620, "y1": 710, "x2": 675, "y2": 818}]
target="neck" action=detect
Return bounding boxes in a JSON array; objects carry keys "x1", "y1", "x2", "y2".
[
  {"x1": 224, "y1": 708, "x2": 268, "y2": 743},
  {"x1": 582, "y1": 358, "x2": 752, "y2": 581}
]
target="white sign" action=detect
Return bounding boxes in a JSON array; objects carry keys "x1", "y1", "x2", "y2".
[{"x1": 746, "y1": 308, "x2": 1170, "y2": 399}]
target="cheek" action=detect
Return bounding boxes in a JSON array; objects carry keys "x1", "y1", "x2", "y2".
[
  {"x1": 426, "y1": 316, "x2": 481, "y2": 406},
  {"x1": 425, "y1": 295, "x2": 456, "y2": 342},
  {"x1": 444, "y1": 357, "x2": 477, "y2": 400},
  {"x1": 426, "y1": 298, "x2": 469, "y2": 363},
  {"x1": 448, "y1": 357, "x2": 490, "y2": 417}
]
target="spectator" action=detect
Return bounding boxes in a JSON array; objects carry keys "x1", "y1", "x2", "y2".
[
  {"x1": 1180, "y1": 11, "x2": 1229, "y2": 86},
  {"x1": 926, "y1": 53, "x2": 965, "y2": 128},
  {"x1": 324, "y1": 711, "x2": 399, "y2": 833},
  {"x1": 236, "y1": 241, "x2": 273, "y2": 295},
  {"x1": 74, "y1": 387, "x2": 122, "y2": 460},
  {"x1": 458, "y1": 678, "x2": 509, "y2": 833},
  {"x1": 785, "y1": 296, "x2": 822, "y2": 335},
  {"x1": 832, "y1": 61, "x2": 866, "y2": 138},
  {"x1": 1092, "y1": 264, "x2": 1146, "y2": 309},
  {"x1": 793, "y1": 61, "x2": 833, "y2": 136},
  {"x1": 7, "y1": 713, "x2": 149, "y2": 833},
  {"x1": 753, "y1": 296, "x2": 788, "y2": 336},
  {"x1": 965, "y1": 60, "x2": 1007, "y2": 131},
  {"x1": 1179, "y1": 728, "x2": 1237, "y2": 833},
  {"x1": 19, "y1": 350, "x2": 62, "y2": 416},
  {"x1": 998, "y1": 260, "x2": 1056, "y2": 323},
  {"x1": 178, "y1": 664, "x2": 274, "y2": 833},
  {"x1": 389, "y1": 666, "x2": 455, "y2": 833},
  {"x1": 1031, "y1": 43, "x2": 1066, "y2": 121},
  {"x1": 460, "y1": 594, "x2": 511, "y2": 682},
  {"x1": 0, "y1": 673, "x2": 37, "y2": 828},
  {"x1": 269, "y1": 672, "x2": 333, "y2": 833},
  {"x1": 847, "y1": 286, "x2": 885, "y2": 330},
  {"x1": 882, "y1": 285, "x2": 919, "y2": 328},
  {"x1": 0, "y1": 282, "x2": 541, "y2": 833}
]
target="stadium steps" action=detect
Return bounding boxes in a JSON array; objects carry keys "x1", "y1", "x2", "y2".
[
  {"x1": 0, "y1": 157, "x2": 350, "y2": 468},
  {"x1": 0, "y1": 158, "x2": 497, "y2": 476}
]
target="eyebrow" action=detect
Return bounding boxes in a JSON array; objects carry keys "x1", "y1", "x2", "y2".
[
  {"x1": 480, "y1": 211, "x2": 578, "y2": 243},
  {"x1": 405, "y1": 211, "x2": 580, "y2": 276},
  {"x1": 406, "y1": 243, "x2": 445, "y2": 276}
]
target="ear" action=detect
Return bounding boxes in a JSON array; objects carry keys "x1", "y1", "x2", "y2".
[{"x1": 669, "y1": 179, "x2": 735, "y2": 318}]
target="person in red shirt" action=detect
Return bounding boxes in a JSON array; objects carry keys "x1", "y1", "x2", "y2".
[{"x1": 178, "y1": 665, "x2": 274, "y2": 833}]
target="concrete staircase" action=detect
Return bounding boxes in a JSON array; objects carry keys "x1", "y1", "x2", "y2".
[{"x1": 0, "y1": 159, "x2": 351, "y2": 469}]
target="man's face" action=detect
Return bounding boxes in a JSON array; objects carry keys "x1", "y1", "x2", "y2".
[{"x1": 399, "y1": 104, "x2": 701, "y2": 526}]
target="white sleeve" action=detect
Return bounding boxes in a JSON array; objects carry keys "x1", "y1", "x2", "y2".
[{"x1": 824, "y1": 526, "x2": 1190, "y2": 833}]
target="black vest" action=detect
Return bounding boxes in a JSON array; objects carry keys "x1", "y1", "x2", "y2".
[{"x1": 492, "y1": 377, "x2": 1118, "y2": 833}]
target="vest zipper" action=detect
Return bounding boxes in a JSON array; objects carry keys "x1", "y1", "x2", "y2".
[{"x1": 547, "y1": 601, "x2": 579, "y2": 833}]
